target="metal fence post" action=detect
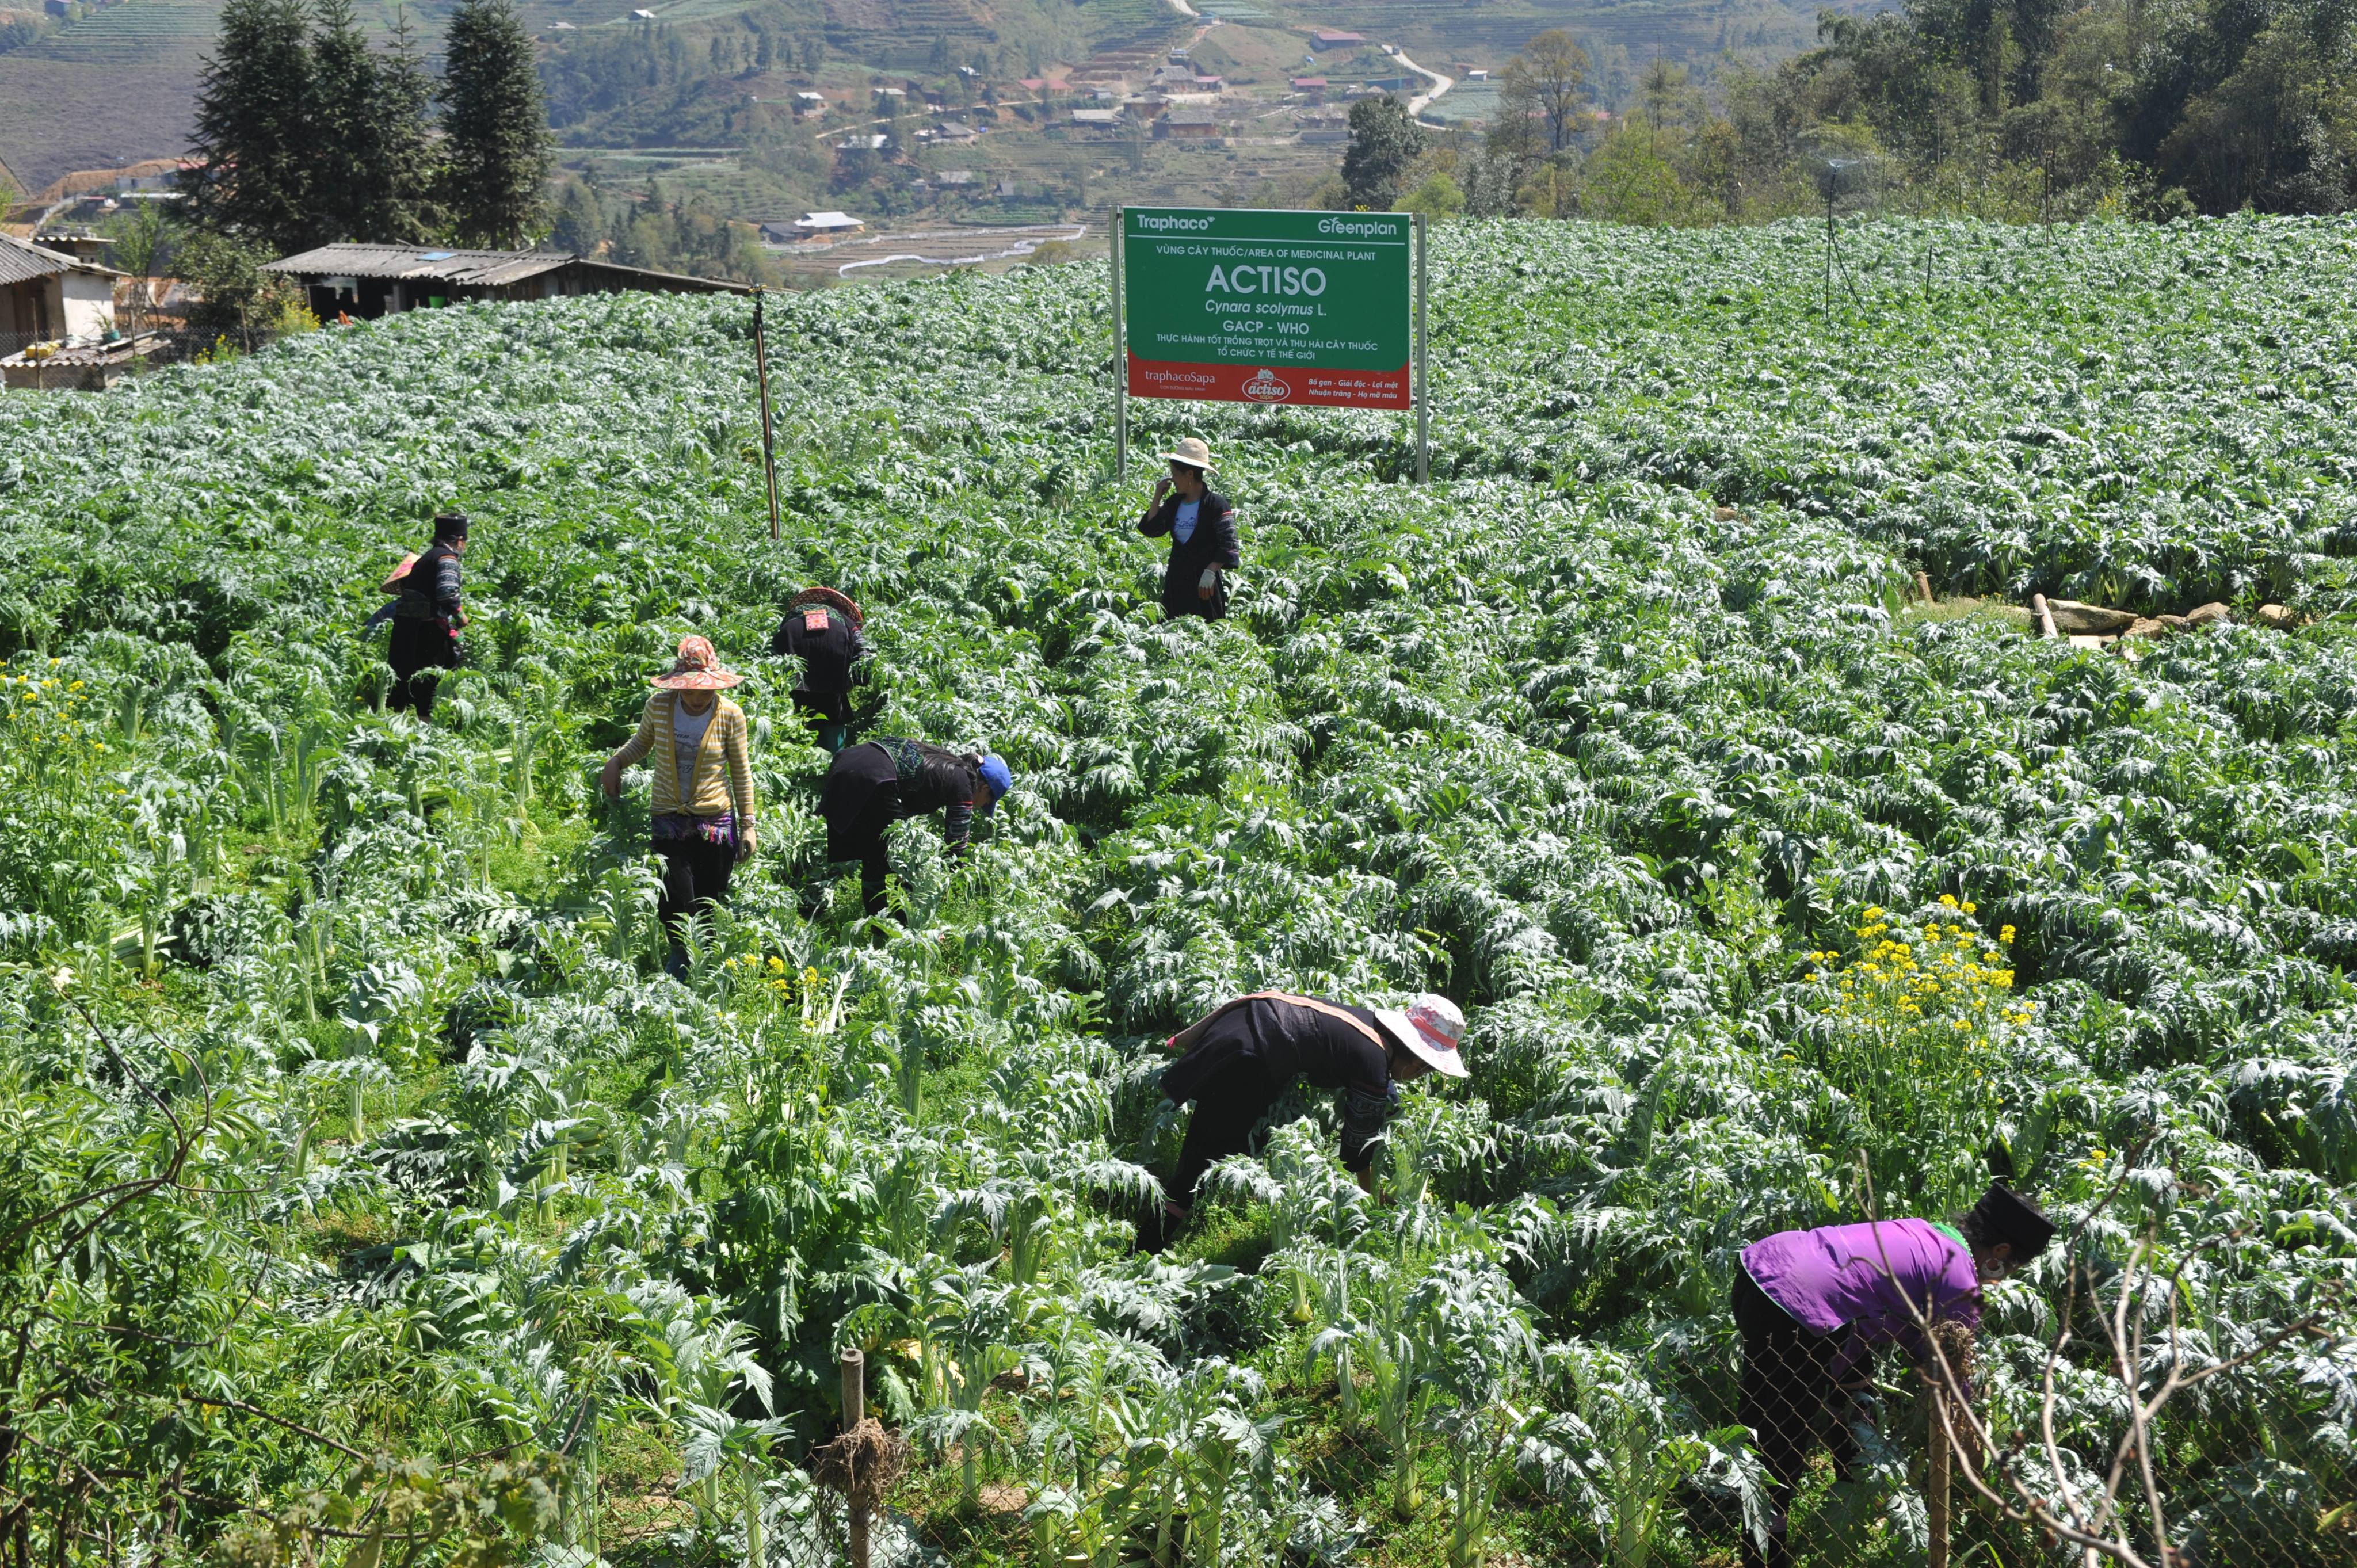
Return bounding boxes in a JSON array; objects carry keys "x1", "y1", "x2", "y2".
[
  {"x1": 1414, "y1": 210, "x2": 1429, "y2": 486},
  {"x1": 1111, "y1": 205, "x2": 1127, "y2": 486}
]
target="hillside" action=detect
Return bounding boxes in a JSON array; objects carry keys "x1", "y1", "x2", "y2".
[
  {"x1": 0, "y1": 0, "x2": 1853, "y2": 205},
  {"x1": 0, "y1": 216, "x2": 2352, "y2": 1563}
]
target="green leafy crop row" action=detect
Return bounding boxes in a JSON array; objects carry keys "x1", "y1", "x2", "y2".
[{"x1": 0, "y1": 215, "x2": 2348, "y2": 1566}]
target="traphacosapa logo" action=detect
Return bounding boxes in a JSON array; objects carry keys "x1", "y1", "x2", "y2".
[{"x1": 1241, "y1": 367, "x2": 1292, "y2": 402}]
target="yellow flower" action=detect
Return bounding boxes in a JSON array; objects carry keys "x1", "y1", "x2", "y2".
[
  {"x1": 1999, "y1": 925, "x2": 2016, "y2": 944},
  {"x1": 768, "y1": 956, "x2": 786, "y2": 972},
  {"x1": 1962, "y1": 900, "x2": 1977, "y2": 914}
]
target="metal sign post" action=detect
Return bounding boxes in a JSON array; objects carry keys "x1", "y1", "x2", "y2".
[
  {"x1": 752, "y1": 287, "x2": 780, "y2": 541},
  {"x1": 1111, "y1": 204, "x2": 1127, "y2": 484},
  {"x1": 1414, "y1": 211, "x2": 1429, "y2": 485}
]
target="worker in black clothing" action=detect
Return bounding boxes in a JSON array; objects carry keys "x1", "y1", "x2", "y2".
[
  {"x1": 818, "y1": 738, "x2": 1013, "y2": 916},
  {"x1": 386, "y1": 511, "x2": 469, "y2": 719},
  {"x1": 1145, "y1": 991, "x2": 1469, "y2": 1251},
  {"x1": 770, "y1": 586, "x2": 865, "y2": 754},
  {"x1": 1136, "y1": 436, "x2": 1240, "y2": 621}
]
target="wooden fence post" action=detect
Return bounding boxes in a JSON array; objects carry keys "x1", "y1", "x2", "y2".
[
  {"x1": 842, "y1": 1348, "x2": 868, "y2": 1568},
  {"x1": 1928, "y1": 1382, "x2": 1951, "y2": 1568}
]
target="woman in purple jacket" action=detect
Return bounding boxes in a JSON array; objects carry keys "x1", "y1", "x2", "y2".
[{"x1": 1734, "y1": 1183, "x2": 2057, "y2": 1567}]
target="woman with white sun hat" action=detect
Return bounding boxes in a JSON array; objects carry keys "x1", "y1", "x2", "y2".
[
  {"x1": 1145, "y1": 989, "x2": 1469, "y2": 1250},
  {"x1": 1135, "y1": 435, "x2": 1241, "y2": 621}
]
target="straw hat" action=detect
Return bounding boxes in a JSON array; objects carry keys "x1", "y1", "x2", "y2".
[
  {"x1": 788, "y1": 586, "x2": 865, "y2": 630},
  {"x1": 651, "y1": 634, "x2": 743, "y2": 690},
  {"x1": 1162, "y1": 437, "x2": 1214, "y2": 472},
  {"x1": 1373, "y1": 993, "x2": 1470, "y2": 1079}
]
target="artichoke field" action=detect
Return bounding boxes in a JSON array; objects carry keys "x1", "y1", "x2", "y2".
[{"x1": 0, "y1": 215, "x2": 2351, "y2": 1566}]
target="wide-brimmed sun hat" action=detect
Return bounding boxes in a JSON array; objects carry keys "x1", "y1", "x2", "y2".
[
  {"x1": 1163, "y1": 437, "x2": 1213, "y2": 472},
  {"x1": 1374, "y1": 993, "x2": 1470, "y2": 1079},
  {"x1": 651, "y1": 634, "x2": 743, "y2": 690},
  {"x1": 789, "y1": 585, "x2": 864, "y2": 629}
]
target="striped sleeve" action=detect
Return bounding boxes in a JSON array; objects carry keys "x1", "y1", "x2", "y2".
[
  {"x1": 611, "y1": 695, "x2": 660, "y2": 768},
  {"x1": 722, "y1": 702, "x2": 756, "y2": 821}
]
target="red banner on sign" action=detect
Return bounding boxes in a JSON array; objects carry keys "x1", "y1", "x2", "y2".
[{"x1": 1127, "y1": 355, "x2": 1410, "y2": 410}]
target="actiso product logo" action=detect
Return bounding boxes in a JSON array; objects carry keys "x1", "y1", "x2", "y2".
[{"x1": 1240, "y1": 367, "x2": 1292, "y2": 402}]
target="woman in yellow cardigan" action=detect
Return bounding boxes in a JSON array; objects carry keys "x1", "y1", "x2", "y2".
[{"x1": 600, "y1": 635, "x2": 757, "y2": 977}]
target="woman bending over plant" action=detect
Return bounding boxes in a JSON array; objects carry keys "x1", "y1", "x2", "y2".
[
  {"x1": 1733, "y1": 1184, "x2": 2057, "y2": 1568},
  {"x1": 600, "y1": 636, "x2": 758, "y2": 979},
  {"x1": 1146, "y1": 991, "x2": 1469, "y2": 1252},
  {"x1": 769, "y1": 585, "x2": 865, "y2": 754},
  {"x1": 817, "y1": 738, "x2": 1011, "y2": 917}
]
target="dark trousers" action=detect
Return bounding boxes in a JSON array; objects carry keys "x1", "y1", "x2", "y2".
[
  {"x1": 792, "y1": 689, "x2": 850, "y2": 754},
  {"x1": 387, "y1": 621, "x2": 456, "y2": 719},
  {"x1": 1735, "y1": 1270, "x2": 1858, "y2": 1568},
  {"x1": 656, "y1": 834, "x2": 735, "y2": 965},
  {"x1": 1142, "y1": 1050, "x2": 1284, "y2": 1252},
  {"x1": 821, "y1": 781, "x2": 899, "y2": 916}
]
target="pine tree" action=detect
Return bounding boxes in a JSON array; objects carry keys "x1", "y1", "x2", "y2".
[
  {"x1": 438, "y1": 0, "x2": 552, "y2": 247},
  {"x1": 181, "y1": 0, "x2": 315, "y2": 251},
  {"x1": 360, "y1": 9, "x2": 441, "y2": 241},
  {"x1": 308, "y1": 0, "x2": 380, "y2": 242}
]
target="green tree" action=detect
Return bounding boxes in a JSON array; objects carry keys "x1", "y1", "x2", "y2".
[
  {"x1": 181, "y1": 0, "x2": 315, "y2": 251},
  {"x1": 549, "y1": 176, "x2": 607, "y2": 255},
  {"x1": 308, "y1": 0, "x2": 436, "y2": 243},
  {"x1": 102, "y1": 203, "x2": 173, "y2": 330},
  {"x1": 438, "y1": 0, "x2": 552, "y2": 246},
  {"x1": 176, "y1": 227, "x2": 307, "y2": 346},
  {"x1": 1500, "y1": 28, "x2": 1589, "y2": 152},
  {"x1": 1395, "y1": 170, "x2": 1466, "y2": 218},
  {"x1": 1341, "y1": 96, "x2": 1425, "y2": 209}
]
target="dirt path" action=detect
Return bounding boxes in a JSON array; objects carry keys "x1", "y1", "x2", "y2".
[
  {"x1": 834, "y1": 222, "x2": 1090, "y2": 276},
  {"x1": 1395, "y1": 51, "x2": 1452, "y2": 118}
]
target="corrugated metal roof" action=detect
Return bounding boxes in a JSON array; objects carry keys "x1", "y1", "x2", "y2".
[
  {"x1": 261, "y1": 244, "x2": 574, "y2": 284},
  {"x1": 0, "y1": 232, "x2": 124, "y2": 287}
]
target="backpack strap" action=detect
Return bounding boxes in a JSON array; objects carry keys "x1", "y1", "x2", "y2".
[{"x1": 1168, "y1": 990, "x2": 1389, "y2": 1055}]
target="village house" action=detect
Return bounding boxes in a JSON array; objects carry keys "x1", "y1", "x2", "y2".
[
  {"x1": 0, "y1": 232, "x2": 121, "y2": 350},
  {"x1": 260, "y1": 244, "x2": 747, "y2": 319},
  {"x1": 788, "y1": 211, "x2": 866, "y2": 238},
  {"x1": 1157, "y1": 107, "x2": 1226, "y2": 142}
]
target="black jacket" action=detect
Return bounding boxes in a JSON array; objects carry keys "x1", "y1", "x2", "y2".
[
  {"x1": 1161, "y1": 994, "x2": 1397, "y2": 1170},
  {"x1": 771, "y1": 602, "x2": 865, "y2": 696},
  {"x1": 394, "y1": 540, "x2": 463, "y2": 625},
  {"x1": 820, "y1": 738, "x2": 985, "y2": 855},
  {"x1": 1139, "y1": 487, "x2": 1240, "y2": 620}
]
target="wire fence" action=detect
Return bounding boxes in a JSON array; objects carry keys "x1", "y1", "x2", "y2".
[{"x1": 0, "y1": 326, "x2": 257, "y2": 390}]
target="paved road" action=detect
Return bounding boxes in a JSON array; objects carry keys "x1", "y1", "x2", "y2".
[{"x1": 1395, "y1": 51, "x2": 1454, "y2": 119}]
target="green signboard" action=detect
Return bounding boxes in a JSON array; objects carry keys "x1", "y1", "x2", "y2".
[{"x1": 1119, "y1": 207, "x2": 1415, "y2": 410}]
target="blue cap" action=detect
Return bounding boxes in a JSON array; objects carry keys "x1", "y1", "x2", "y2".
[{"x1": 977, "y1": 753, "x2": 1013, "y2": 809}]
